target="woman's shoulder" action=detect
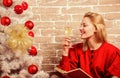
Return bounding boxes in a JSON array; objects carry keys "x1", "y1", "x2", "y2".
[
  {"x1": 102, "y1": 42, "x2": 120, "y2": 55},
  {"x1": 103, "y1": 42, "x2": 119, "y2": 50}
]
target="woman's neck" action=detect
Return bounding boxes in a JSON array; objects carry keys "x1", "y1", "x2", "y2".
[{"x1": 87, "y1": 36, "x2": 102, "y2": 50}]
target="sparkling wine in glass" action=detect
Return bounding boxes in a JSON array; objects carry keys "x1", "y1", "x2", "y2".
[
  {"x1": 65, "y1": 27, "x2": 72, "y2": 37},
  {"x1": 65, "y1": 27, "x2": 74, "y2": 48}
]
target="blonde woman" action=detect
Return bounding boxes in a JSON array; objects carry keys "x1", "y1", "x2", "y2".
[{"x1": 56, "y1": 12, "x2": 120, "y2": 78}]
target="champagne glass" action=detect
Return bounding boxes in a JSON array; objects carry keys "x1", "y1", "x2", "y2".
[
  {"x1": 65, "y1": 26, "x2": 75, "y2": 48},
  {"x1": 65, "y1": 27, "x2": 72, "y2": 37}
]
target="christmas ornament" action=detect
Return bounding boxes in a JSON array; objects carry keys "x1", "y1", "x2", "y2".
[
  {"x1": 1, "y1": 16, "x2": 11, "y2": 26},
  {"x1": 22, "y1": 1, "x2": 28, "y2": 10},
  {"x1": 4, "y1": 24, "x2": 33, "y2": 52},
  {"x1": 28, "y1": 64, "x2": 38, "y2": 74},
  {"x1": 28, "y1": 31, "x2": 34, "y2": 37},
  {"x1": 3, "y1": 0, "x2": 13, "y2": 7},
  {"x1": 25, "y1": 20, "x2": 34, "y2": 30},
  {"x1": 14, "y1": 5, "x2": 23, "y2": 14},
  {"x1": 2, "y1": 75, "x2": 10, "y2": 78},
  {"x1": 28, "y1": 46, "x2": 37, "y2": 56}
]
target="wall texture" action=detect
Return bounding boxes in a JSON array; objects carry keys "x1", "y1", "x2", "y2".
[{"x1": 28, "y1": 0, "x2": 120, "y2": 72}]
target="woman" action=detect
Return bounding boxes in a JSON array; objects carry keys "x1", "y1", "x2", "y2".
[{"x1": 50, "y1": 12, "x2": 120, "y2": 78}]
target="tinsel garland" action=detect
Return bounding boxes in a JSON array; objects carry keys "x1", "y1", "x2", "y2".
[{"x1": 4, "y1": 24, "x2": 33, "y2": 53}]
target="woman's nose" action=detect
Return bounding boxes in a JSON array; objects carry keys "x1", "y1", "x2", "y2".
[
  {"x1": 79, "y1": 26, "x2": 83, "y2": 30},
  {"x1": 79, "y1": 29, "x2": 83, "y2": 33}
]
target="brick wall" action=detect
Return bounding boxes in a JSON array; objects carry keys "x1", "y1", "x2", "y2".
[{"x1": 28, "y1": 0, "x2": 120, "y2": 72}]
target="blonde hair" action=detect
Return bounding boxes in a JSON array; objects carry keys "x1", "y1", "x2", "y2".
[{"x1": 82, "y1": 12, "x2": 107, "y2": 51}]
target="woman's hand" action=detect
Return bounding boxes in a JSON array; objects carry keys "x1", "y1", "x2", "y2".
[
  {"x1": 111, "y1": 76, "x2": 119, "y2": 78},
  {"x1": 62, "y1": 37, "x2": 72, "y2": 56}
]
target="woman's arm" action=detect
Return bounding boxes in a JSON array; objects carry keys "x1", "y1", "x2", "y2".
[
  {"x1": 57, "y1": 37, "x2": 79, "y2": 71},
  {"x1": 106, "y1": 49, "x2": 120, "y2": 77},
  {"x1": 58, "y1": 48, "x2": 79, "y2": 71}
]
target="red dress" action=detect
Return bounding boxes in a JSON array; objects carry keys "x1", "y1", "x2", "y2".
[{"x1": 58, "y1": 42, "x2": 120, "y2": 78}]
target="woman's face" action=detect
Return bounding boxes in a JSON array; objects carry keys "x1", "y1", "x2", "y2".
[{"x1": 80, "y1": 17, "x2": 96, "y2": 39}]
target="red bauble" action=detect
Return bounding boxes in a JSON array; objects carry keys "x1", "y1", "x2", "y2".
[
  {"x1": 29, "y1": 46, "x2": 37, "y2": 56},
  {"x1": 14, "y1": 5, "x2": 23, "y2": 14},
  {"x1": 25, "y1": 21, "x2": 34, "y2": 30},
  {"x1": 28, "y1": 64, "x2": 38, "y2": 74},
  {"x1": 3, "y1": 0, "x2": 13, "y2": 7},
  {"x1": 28, "y1": 31, "x2": 34, "y2": 37},
  {"x1": 1, "y1": 16, "x2": 11, "y2": 26},
  {"x1": 2, "y1": 75, "x2": 10, "y2": 78},
  {"x1": 22, "y1": 1, "x2": 28, "y2": 10}
]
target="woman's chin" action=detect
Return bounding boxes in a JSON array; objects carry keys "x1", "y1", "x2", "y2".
[{"x1": 81, "y1": 36, "x2": 87, "y2": 39}]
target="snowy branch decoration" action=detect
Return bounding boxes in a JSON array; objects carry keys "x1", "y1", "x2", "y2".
[{"x1": 0, "y1": 0, "x2": 49, "y2": 78}]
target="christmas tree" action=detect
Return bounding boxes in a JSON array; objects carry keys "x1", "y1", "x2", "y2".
[{"x1": 0, "y1": 0, "x2": 49, "y2": 78}]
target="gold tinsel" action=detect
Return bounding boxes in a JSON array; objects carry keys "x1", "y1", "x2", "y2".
[{"x1": 4, "y1": 24, "x2": 33, "y2": 53}]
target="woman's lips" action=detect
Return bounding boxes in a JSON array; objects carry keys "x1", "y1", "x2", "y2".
[{"x1": 80, "y1": 30, "x2": 85, "y2": 35}]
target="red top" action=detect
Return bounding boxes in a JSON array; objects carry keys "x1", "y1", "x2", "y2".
[{"x1": 58, "y1": 42, "x2": 120, "y2": 78}]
